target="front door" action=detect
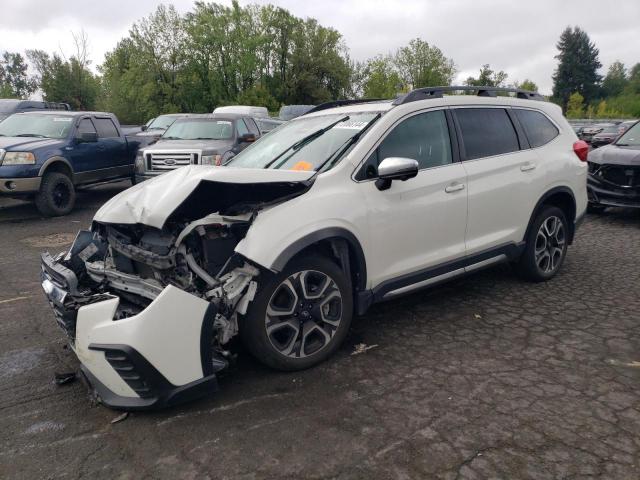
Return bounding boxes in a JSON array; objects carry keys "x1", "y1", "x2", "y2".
[{"x1": 356, "y1": 108, "x2": 468, "y2": 293}]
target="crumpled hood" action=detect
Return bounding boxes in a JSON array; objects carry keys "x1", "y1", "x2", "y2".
[
  {"x1": 0, "y1": 137, "x2": 64, "y2": 151},
  {"x1": 94, "y1": 165, "x2": 315, "y2": 228},
  {"x1": 588, "y1": 144, "x2": 640, "y2": 166}
]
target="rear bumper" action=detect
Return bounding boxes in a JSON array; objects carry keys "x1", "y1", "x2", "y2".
[
  {"x1": 40, "y1": 247, "x2": 222, "y2": 410},
  {"x1": 0, "y1": 176, "x2": 41, "y2": 194},
  {"x1": 587, "y1": 175, "x2": 640, "y2": 208}
]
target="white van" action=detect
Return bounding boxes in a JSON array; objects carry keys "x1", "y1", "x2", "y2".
[{"x1": 213, "y1": 105, "x2": 269, "y2": 118}]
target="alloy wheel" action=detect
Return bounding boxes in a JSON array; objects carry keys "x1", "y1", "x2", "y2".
[
  {"x1": 265, "y1": 270, "x2": 343, "y2": 358},
  {"x1": 535, "y1": 215, "x2": 565, "y2": 274},
  {"x1": 52, "y1": 182, "x2": 71, "y2": 209}
]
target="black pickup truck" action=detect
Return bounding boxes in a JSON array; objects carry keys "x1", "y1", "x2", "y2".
[{"x1": 0, "y1": 111, "x2": 140, "y2": 216}]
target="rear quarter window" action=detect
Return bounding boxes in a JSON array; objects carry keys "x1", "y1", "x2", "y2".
[
  {"x1": 514, "y1": 109, "x2": 559, "y2": 148},
  {"x1": 455, "y1": 108, "x2": 520, "y2": 160}
]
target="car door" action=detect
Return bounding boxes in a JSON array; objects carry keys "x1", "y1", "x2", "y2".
[
  {"x1": 356, "y1": 108, "x2": 468, "y2": 294},
  {"x1": 452, "y1": 106, "x2": 542, "y2": 256},
  {"x1": 93, "y1": 117, "x2": 129, "y2": 170},
  {"x1": 68, "y1": 117, "x2": 101, "y2": 175}
]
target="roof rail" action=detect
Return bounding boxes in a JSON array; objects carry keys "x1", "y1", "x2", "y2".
[
  {"x1": 392, "y1": 86, "x2": 545, "y2": 106},
  {"x1": 304, "y1": 98, "x2": 385, "y2": 115}
]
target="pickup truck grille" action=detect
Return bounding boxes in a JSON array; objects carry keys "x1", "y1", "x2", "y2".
[
  {"x1": 600, "y1": 165, "x2": 640, "y2": 188},
  {"x1": 147, "y1": 152, "x2": 199, "y2": 171}
]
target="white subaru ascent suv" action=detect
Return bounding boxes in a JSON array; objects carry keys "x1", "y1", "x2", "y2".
[{"x1": 41, "y1": 86, "x2": 588, "y2": 409}]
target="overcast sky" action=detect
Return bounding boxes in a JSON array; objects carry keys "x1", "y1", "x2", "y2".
[{"x1": 1, "y1": 0, "x2": 639, "y2": 95}]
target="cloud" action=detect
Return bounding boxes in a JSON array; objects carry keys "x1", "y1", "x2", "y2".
[{"x1": 0, "y1": 0, "x2": 638, "y2": 95}]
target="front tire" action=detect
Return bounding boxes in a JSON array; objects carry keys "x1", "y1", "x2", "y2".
[
  {"x1": 34, "y1": 172, "x2": 76, "y2": 217},
  {"x1": 515, "y1": 206, "x2": 568, "y2": 282},
  {"x1": 241, "y1": 255, "x2": 353, "y2": 371}
]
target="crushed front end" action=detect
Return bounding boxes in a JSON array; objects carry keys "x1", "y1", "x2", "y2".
[{"x1": 41, "y1": 214, "x2": 261, "y2": 410}]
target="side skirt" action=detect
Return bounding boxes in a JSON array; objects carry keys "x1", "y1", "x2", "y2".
[{"x1": 356, "y1": 242, "x2": 524, "y2": 315}]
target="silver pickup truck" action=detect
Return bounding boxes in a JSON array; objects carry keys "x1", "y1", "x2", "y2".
[{"x1": 134, "y1": 113, "x2": 261, "y2": 182}]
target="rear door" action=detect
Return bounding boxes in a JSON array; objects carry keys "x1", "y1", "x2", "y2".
[{"x1": 453, "y1": 106, "x2": 543, "y2": 255}]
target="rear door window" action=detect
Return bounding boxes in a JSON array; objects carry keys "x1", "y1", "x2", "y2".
[
  {"x1": 455, "y1": 108, "x2": 520, "y2": 160},
  {"x1": 514, "y1": 109, "x2": 559, "y2": 148},
  {"x1": 93, "y1": 118, "x2": 119, "y2": 138}
]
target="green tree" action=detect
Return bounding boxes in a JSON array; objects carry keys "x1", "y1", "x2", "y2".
[
  {"x1": 565, "y1": 92, "x2": 585, "y2": 118},
  {"x1": 0, "y1": 52, "x2": 37, "y2": 98},
  {"x1": 393, "y1": 38, "x2": 455, "y2": 89},
  {"x1": 602, "y1": 61, "x2": 627, "y2": 97},
  {"x1": 465, "y1": 64, "x2": 508, "y2": 87},
  {"x1": 552, "y1": 26, "x2": 601, "y2": 111},
  {"x1": 361, "y1": 56, "x2": 402, "y2": 98},
  {"x1": 514, "y1": 79, "x2": 539, "y2": 92}
]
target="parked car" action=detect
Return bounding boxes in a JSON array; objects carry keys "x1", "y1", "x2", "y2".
[
  {"x1": 131, "y1": 113, "x2": 193, "y2": 148},
  {"x1": 581, "y1": 123, "x2": 616, "y2": 143},
  {"x1": 134, "y1": 113, "x2": 260, "y2": 181},
  {"x1": 254, "y1": 116, "x2": 285, "y2": 134},
  {"x1": 41, "y1": 86, "x2": 587, "y2": 409},
  {"x1": 0, "y1": 99, "x2": 70, "y2": 122},
  {"x1": 213, "y1": 105, "x2": 269, "y2": 118},
  {"x1": 591, "y1": 125, "x2": 621, "y2": 148},
  {"x1": 586, "y1": 119, "x2": 640, "y2": 211},
  {"x1": 278, "y1": 104, "x2": 315, "y2": 121},
  {"x1": 617, "y1": 120, "x2": 637, "y2": 134},
  {"x1": 0, "y1": 111, "x2": 140, "y2": 216}
]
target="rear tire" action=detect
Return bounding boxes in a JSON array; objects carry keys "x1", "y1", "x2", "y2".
[
  {"x1": 34, "y1": 172, "x2": 76, "y2": 217},
  {"x1": 515, "y1": 206, "x2": 568, "y2": 282},
  {"x1": 241, "y1": 255, "x2": 353, "y2": 371}
]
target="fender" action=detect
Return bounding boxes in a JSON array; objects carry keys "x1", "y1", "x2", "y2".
[
  {"x1": 38, "y1": 156, "x2": 74, "y2": 178},
  {"x1": 270, "y1": 227, "x2": 368, "y2": 292},
  {"x1": 524, "y1": 185, "x2": 577, "y2": 244}
]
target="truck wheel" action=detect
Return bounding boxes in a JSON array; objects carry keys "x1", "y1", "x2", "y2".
[
  {"x1": 35, "y1": 172, "x2": 76, "y2": 217},
  {"x1": 241, "y1": 255, "x2": 353, "y2": 371}
]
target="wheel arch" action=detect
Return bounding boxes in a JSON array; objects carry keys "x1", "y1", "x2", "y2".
[
  {"x1": 525, "y1": 186, "x2": 577, "y2": 245},
  {"x1": 38, "y1": 157, "x2": 74, "y2": 181},
  {"x1": 270, "y1": 227, "x2": 368, "y2": 294}
]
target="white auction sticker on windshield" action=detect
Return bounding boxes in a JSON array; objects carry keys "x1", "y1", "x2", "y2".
[
  {"x1": 53, "y1": 117, "x2": 72, "y2": 122},
  {"x1": 215, "y1": 121, "x2": 232, "y2": 125},
  {"x1": 335, "y1": 120, "x2": 369, "y2": 129}
]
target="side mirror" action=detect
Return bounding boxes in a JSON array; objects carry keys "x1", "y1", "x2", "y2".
[
  {"x1": 238, "y1": 133, "x2": 256, "y2": 143},
  {"x1": 375, "y1": 157, "x2": 419, "y2": 191},
  {"x1": 141, "y1": 125, "x2": 148, "y2": 131},
  {"x1": 77, "y1": 131, "x2": 98, "y2": 143}
]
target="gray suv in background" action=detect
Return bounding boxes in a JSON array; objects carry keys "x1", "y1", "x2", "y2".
[{"x1": 134, "y1": 113, "x2": 260, "y2": 181}]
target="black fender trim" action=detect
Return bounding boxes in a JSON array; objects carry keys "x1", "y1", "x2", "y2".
[
  {"x1": 38, "y1": 156, "x2": 74, "y2": 178},
  {"x1": 88, "y1": 343, "x2": 223, "y2": 411},
  {"x1": 524, "y1": 186, "x2": 577, "y2": 244},
  {"x1": 271, "y1": 227, "x2": 368, "y2": 292}
]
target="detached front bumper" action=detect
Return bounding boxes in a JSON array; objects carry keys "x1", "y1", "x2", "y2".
[
  {"x1": 41, "y1": 250, "x2": 222, "y2": 410},
  {"x1": 587, "y1": 174, "x2": 640, "y2": 208}
]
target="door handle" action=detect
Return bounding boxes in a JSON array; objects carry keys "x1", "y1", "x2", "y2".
[
  {"x1": 520, "y1": 162, "x2": 537, "y2": 172},
  {"x1": 445, "y1": 183, "x2": 465, "y2": 193}
]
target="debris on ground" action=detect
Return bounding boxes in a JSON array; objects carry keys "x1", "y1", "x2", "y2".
[
  {"x1": 474, "y1": 313, "x2": 482, "y2": 319},
  {"x1": 111, "y1": 412, "x2": 129, "y2": 424},
  {"x1": 605, "y1": 359, "x2": 640, "y2": 368},
  {"x1": 54, "y1": 371, "x2": 77, "y2": 385},
  {"x1": 351, "y1": 343, "x2": 379, "y2": 355}
]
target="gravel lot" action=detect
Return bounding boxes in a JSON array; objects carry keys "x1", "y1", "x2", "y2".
[{"x1": 1, "y1": 183, "x2": 639, "y2": 479}]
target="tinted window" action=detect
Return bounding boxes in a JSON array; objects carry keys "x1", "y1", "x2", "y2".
[
  {"x1": 77, "y1": 118, "x2": 96, "y2": 135},
  {"x1": 514, "y1": 109, "x2": 559, "y2": 148},
  {"x1": 456, "y1": 108, "x2": 519, "y2": 160},
  {"x1": 93, "y1": 118, "x2": 119, "y2": 138},
  {"x1": 244, "y1": 118, "x2": 260, "y2": 136},
  {"x1": 236, "y1": 119, "x2": 249, "y2": 136},
  {"x1": 380, "y1": 110, "x2": 452, "y2": 169}
]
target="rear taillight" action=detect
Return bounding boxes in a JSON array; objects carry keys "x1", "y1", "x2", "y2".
[{"x1": 573, "y1": 140, "x2": 589, "y2": 162}]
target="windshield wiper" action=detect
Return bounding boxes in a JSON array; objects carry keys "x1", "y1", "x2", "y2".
[
  {"x1": 162, "y1": 136, "x2": 183, "y2": 140},
  {"x1": 15, "y1": 133, "x2": 47, "y2": 138},
  {"x1": 616, "y1": 143, "x2": 629, "y2": 146},
  {"x1": 315, "y1": 113, "x2": 382, "y2": 174},
  {"x1": 263, "y1": 115, "x2": 350, "y2": 169}
]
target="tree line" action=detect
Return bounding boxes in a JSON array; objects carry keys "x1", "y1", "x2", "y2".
[{"x1": 0, "y1": 3, "x2": 638, "y2": 123}]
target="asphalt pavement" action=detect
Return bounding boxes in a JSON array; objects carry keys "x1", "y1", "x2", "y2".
[{"x1": 1, "y1": 183, "x2": 639, "y2": 479}]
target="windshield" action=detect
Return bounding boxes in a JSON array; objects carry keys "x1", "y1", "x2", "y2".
[
  {"x1": 228, "y1": 112, "x2": 379, "y2": 171},
  {"x1": 162, "y1": 119, "x2": 233, "y2": 140},
  {"x1": 0, "y1": 100, "x2": 20, "y2": 113},
  {"x1": 0, "y1": 114, "x2": 73, "y2": 139},
  {"x1": 148, "y1": 115, "x2": 181, "y2": 130},
  {"x1": 616, "y1": 122, "x2": 640, "y2": 146}
]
